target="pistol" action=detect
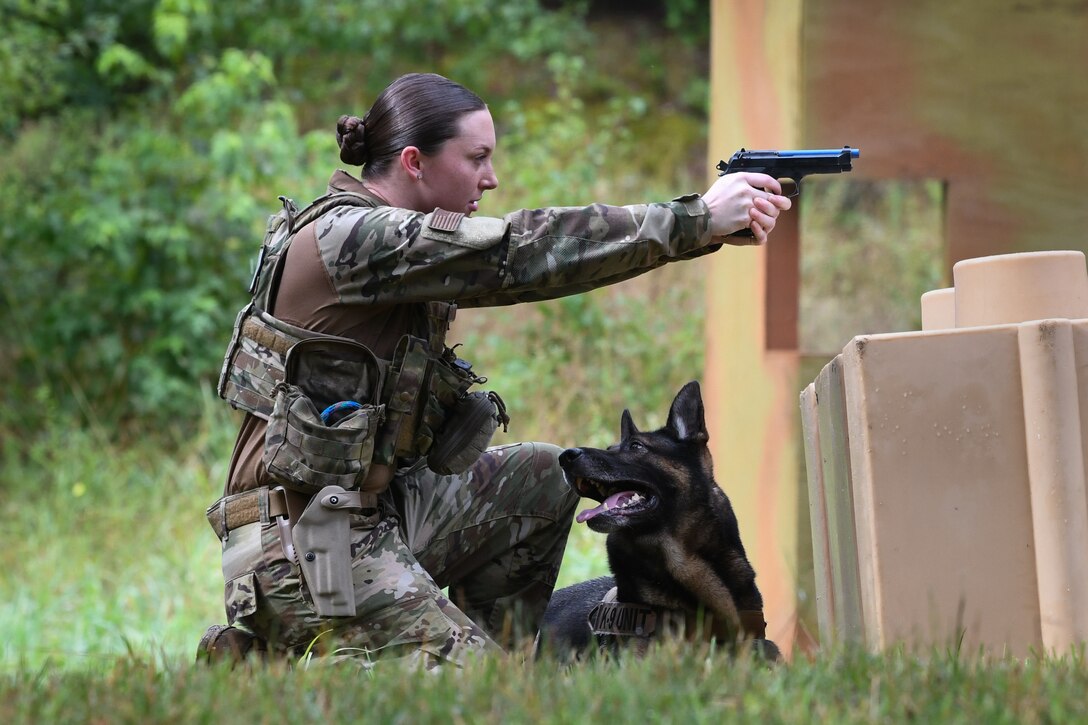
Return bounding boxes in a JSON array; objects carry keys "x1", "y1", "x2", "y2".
[{"x1": 717, "y1": 146, "x2": 860, "y2": 197}]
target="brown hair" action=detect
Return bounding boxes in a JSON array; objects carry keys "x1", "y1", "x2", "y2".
[{"x1": 336, "y1": 73, "x2": 487, "y2": 179}]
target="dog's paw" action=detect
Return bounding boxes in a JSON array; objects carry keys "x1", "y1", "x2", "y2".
[{"x1": 752, "y1": 638, "x2": 782, "y2": 664}]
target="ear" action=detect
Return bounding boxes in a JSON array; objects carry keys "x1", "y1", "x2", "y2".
[
  {"x1": 666, "y1": 381, "x2": 708, "y2": 443},
  {"x1": 399, "y1": 146, "x2": 423, "y2": 178},
  {"x1": 620, "y1": 409, "x2": 639, "y2": 440}
]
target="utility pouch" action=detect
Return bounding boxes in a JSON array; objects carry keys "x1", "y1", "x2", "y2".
[
  {"x1": 427, "y1": 391, "x2": 510, "y2": 476},
  {"x1": 416, "y1": 349, "x2": 478, "y2": 449},
  {"x1": 263, "y1": 338, "x2": 384, "y2": 494},
  {"x1": 291, "y1": 485, "x2": 363, "y2": 617}
]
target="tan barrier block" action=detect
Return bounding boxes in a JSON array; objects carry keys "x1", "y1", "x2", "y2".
[
  {"x1": 953, "y1": 251, "x2": 1088, "y2": 328},
  {"x1": 841, "y1": 326, "x2": 1042, "y2": 655},
  {"x1": 814, "y1": 356, "x2": 865, "y2": 646},
  {"x1": 1020, "y1": 320, "x2": 1088, "y2": 652},
  {"x1": 920, "y1": 287, "x2": 956, "y2": 331},
  {"x1": 800, "y1": 383, "x2": 835, "y2": 644},
  {"x1": 801, "y1": 253, "x2": 1088, "y2": 653}
]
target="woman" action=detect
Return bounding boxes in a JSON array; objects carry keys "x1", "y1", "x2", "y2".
[{"x1": 201, "y1": 73, "x2": 790, "y2": 668}]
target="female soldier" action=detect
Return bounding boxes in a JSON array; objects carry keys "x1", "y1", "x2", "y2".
[{"x1": 200, "y1": 72, "x2": 790, "y2": 668}]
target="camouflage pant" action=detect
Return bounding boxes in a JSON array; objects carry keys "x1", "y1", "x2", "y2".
[{"x1": 220, "y1": 442, "x2": 578, "y2": 667}]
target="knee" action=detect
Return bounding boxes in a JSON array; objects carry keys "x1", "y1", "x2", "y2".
[
  {"x1": 532, "y1": 441, "x2": 564, "y2": 467},
  {"x1": 482, "y1": 441, "x2": 579, "y2": 520},
  {"x1": 528, "y1": 442, "x2": 579, "y2": 515},
  {"x1": 528, "y1": 441, "x2": 564, "y2": 483}
]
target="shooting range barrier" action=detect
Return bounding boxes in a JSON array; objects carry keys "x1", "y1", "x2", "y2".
[
  {"x1": 801, "y1": 251, "x2": 1088, "y2": 656},
  {"x1": 706, "y1": 0, "x2": 1088, "y2": 658}
]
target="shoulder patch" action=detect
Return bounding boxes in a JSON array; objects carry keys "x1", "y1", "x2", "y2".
[
  {"x1": 421, "y1": 212, "x2": 508, "y2": 250},
  {"x1": 429, "y1": 208, "x2": 465, "y2": 232}
]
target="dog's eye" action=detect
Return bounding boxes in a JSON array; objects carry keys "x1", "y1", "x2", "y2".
[{"x1": 628, "y1": 440, "x2": 646, "y2": 452}]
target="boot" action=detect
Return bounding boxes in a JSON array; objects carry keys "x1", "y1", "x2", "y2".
[{"x1": 195, "y1": 624, "x2": 267, "y2": 665}]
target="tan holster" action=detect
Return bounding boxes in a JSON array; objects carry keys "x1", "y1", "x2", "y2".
[{"x1": 291, "y1": 485, "x2": 375, "y2": 617}]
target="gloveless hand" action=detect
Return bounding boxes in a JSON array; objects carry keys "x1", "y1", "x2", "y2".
[{"x1": 702, "y1": 172, "x2": 793, "y2": 245}]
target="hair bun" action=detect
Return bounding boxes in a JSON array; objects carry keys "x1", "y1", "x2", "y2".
[{"x1": 336, "y1": 114, "x2": 367, "y2": 166}]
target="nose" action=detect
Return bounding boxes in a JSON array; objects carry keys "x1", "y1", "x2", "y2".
[
  {"x1": 481, "y1": 163, "x2": 498, "y2": 191},
  {"x1": 559, "y1": 448, "x2": 583, "y2": 466}
]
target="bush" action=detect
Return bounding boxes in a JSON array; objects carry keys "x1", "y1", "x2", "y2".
[{"x1": 2, "y1": 1, "x2": 711, "y2": 434}]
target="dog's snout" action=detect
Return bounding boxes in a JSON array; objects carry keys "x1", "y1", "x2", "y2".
[{"x1": 559, "y1": 448, "x2": 583, "y2": 466}]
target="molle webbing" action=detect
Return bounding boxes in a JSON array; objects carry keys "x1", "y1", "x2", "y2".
[
  {"x1": 252, "y1": 192, "x2": 379, "y2": 312},
  {"x1": 243, "y1": 315, "x2": 292, "y2": 356},
  {"x1": 425, "y1": 301, "x2": 456, "y2": 353},
  {"x1": 218, "y1": 301, "x2": 456, "y2": 423},
  {"x1": 218, "y1": 304, "x2": 349, "y2": 420}
]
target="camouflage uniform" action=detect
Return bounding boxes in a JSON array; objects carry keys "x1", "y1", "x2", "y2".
[{"x1": 212, "y1": 169, "x2": 715, "y2": 666}]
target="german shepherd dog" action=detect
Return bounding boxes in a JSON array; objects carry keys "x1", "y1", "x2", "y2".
[{"x1": 539, "y1": 381, "x2": 779, "y2": 660}]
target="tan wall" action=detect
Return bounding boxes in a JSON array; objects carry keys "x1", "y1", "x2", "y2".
[{"x1": 802, "y1": 0, "x2": 1088, "y2": 263}]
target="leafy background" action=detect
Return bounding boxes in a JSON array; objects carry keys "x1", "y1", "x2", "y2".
[{"x1": 0, "y1": 1, "x2": 981, "y2": 704}]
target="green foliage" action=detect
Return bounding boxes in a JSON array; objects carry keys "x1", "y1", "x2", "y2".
[
  {"x1": 663, "y1": 0, "x2": 712, "y2": 48},
  {"x1": 2, "y1": 0, "x2": 683, "y2": 432}
]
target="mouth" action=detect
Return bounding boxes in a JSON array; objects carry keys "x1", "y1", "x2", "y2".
[
  {"x1": 571, "y1": 476, "x2": 659, "y2": 525},
  {"x1": 467, "y1": 199, "x2": 480, "y2": 214}
]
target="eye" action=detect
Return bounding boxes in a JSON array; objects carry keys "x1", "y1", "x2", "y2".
[{"x1": 628, "y1": 440, "x2": 646, "y2": 452}]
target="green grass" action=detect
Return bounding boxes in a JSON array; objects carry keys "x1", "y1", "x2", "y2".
[
  {"x1": 5, "y1": 353, "x2": 1087, "y2": 725},
  {"x1": 2, "y1": 643, "x2": 1086, "y2": 723}
]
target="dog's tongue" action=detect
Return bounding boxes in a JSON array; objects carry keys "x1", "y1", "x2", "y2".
[{"x1": 576, "y1": 491, "x2": 636, "y2": 524}]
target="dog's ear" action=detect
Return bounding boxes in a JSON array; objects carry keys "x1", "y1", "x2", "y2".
[
  {"x1": 666, "y1": 381, "x2": 708, "y2": 443},
  {"x1": 620, "y1": 409, "x2": 639, "y2": 440}
]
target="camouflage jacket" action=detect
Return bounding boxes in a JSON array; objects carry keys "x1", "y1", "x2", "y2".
[
  {"x1": 221, "y1": 169, "x2": 716, "y2": 496},
  {"x1": 317, "y1": 169, "x2": 716, "y2": 309}
]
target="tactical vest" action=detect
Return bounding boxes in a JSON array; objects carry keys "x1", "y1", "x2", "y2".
[{"x1": 217, "y1": 191, "x2": 503, "y2": 494}]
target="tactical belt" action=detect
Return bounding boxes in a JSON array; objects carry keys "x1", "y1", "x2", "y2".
[
  {"x1": 205, "y1": 486, "x2": 379, "y2": 541},
  {"x1": 588, "y1": 587, "x2": 767, "y2": 642}
]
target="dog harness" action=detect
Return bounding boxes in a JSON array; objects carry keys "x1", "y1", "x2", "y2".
[{"x1": 588, "y1": 587, "x2": 767, "y2": 644}]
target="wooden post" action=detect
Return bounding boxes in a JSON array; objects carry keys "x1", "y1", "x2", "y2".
[{"x1": 706, "y1": 0, "x2": 807, "y2": 657}]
